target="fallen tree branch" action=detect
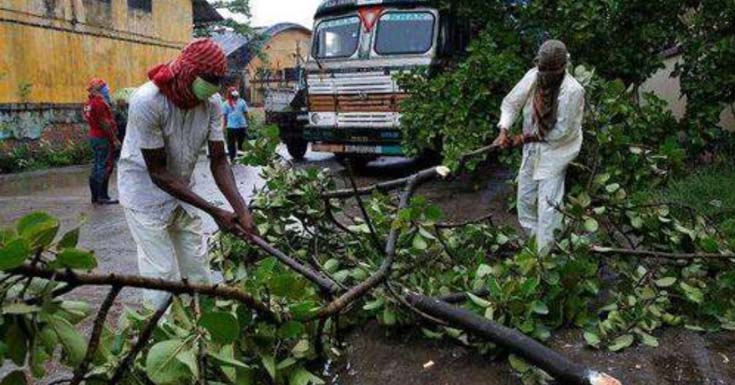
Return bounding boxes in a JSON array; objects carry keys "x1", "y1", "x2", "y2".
[
  {"x1": 438, "y1": 289, "x2": 491, "y2": 304},
  {"x1": 590, "y1": 246, "x2": 735, "y2": 260},
  {"x1": 70, "y1": 286, "x2": 122, "y2": 385},
  {"x1": 323, "y1": 166, "x2": 446, "y2": 199},
  {"x1": 322, "y1": 144, "x2": 502, "y2": 200},
  {"x1": 110, "y1": 295, "x2": 173, "y2": 385},
  {"x1": 10, "y1": 265, "x2": 275, "y2": 320},
  {"x1": 406, "y1": 293, "x2": 622, "y2": 385}
]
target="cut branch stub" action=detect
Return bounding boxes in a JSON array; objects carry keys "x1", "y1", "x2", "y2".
[{"x1": 406, "y1": 293, "x2": 622, "y2": 385}]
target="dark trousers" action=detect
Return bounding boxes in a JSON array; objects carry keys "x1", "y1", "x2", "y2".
[
  {"x1": 226, "y1": 128, "x2": 247, "y2": 161},
  {"x1": 89, "y1": 137, "x2": 112, "y2": 201}
]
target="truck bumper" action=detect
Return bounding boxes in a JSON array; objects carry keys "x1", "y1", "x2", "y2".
[{"x1": 304, "y1": 127, "x2": 403, "y2": 156}]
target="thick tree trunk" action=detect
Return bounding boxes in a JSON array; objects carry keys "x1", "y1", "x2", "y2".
[{"x1": 406, "y1": 293, "x2": 622, "y2": 385}]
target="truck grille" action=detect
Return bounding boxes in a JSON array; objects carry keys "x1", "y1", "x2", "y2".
[
  {"x1": 309, "y1": 94, "x2": 409, "y2": 113},
  {"x1": 307, "y1": 71, "x2": 396, "y2": 94}
]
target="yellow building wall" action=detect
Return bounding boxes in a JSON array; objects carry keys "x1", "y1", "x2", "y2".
[
  {"x1": 247, "y1": 29, "x2": 312, "y2": 75},
  {"x1": 245, "y1": 29, "x2": 312, "y2": 105},
  {"x1": 0, "y1": 0, "x2": 192, "y2": 105}
]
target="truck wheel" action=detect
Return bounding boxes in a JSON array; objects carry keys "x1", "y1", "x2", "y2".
[{"x1": 285, "y1": 138, "x2": 308, "y2": 161}]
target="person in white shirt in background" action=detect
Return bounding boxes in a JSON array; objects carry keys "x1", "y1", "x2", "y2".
[{"x1": 493, "y1": 40, "x2": 585, "y2": 255}]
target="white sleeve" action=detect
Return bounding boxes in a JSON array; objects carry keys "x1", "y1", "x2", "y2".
[
  {"x1": 208, "y1": 101, "x2": 225, "y2": 142},
  {"x1": 546, "y1": 84, "x2": 585, "y2": 143},
  {"x1": 129, "y1": 97, "x2": 165, "y2": 149},
  {"x1": 498, "y1": 68, "x2": 537, "y2": 131}
]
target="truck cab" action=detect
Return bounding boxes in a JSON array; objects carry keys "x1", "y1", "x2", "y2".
[{"x1": 271, "y1": 0, "x2": 469, "y2": 165}]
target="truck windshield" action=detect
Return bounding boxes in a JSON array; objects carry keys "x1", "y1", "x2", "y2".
[
  {"x1": 313, "y1": 16, "x2": 361, "y2": 59},
  {"x1": 375, "y1": 12, "x2": 435, "y2": 55}
]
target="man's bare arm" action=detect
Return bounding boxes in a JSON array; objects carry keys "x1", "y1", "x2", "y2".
[
  {"x1": 208, "y1": 141, "x2": 256, "y2": 234},
  {"x1": 141, "y1": 147, "x2": 246, "y2": 236}
]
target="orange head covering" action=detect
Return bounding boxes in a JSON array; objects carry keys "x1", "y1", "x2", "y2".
[
  {"x1": 147, "y1": 38, "x2": 227, "y2": 109},
  {"x1": 87, "y1": 78, "x2": 106, "y2": 92}
]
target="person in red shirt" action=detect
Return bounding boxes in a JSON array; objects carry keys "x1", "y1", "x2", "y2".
[{"x1": 84, "y1": 78, "x2": 120, "y2": 205}]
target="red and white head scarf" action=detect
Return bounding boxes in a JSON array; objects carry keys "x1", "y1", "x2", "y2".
[{"x1": 148, "y1": 38, "x2": 227, "y2": 109}]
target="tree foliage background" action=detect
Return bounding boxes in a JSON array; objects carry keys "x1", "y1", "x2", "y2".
[{"x1": 399, "y1": 0, "x2": 735, "y2": 163}]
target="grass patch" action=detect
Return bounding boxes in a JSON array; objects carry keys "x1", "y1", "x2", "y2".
[{"x1": 637, "y1": 163, "x2": 735, "y2": 237}]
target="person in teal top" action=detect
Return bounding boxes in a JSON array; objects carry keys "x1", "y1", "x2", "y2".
[{"x1": 222, "y1": 87, "x2": 249, "y2": 161}]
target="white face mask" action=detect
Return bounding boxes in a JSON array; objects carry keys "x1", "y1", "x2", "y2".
[{"x1": 231, "y1": 92, "x2": 239, "y2": 98}]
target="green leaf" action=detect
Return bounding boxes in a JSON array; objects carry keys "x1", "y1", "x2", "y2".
[
  {"x1": 277, "y1": 357, "x2": 298, "y2": 370},
  {"x1": 291, "y1": 339, "x2": 310, "y2": 358},
  {"x1": 200, "y1": 311, "x2": 240, "y2": 344},
  {"x1": 698, "y1": 237, "x2": 719, "y2": 253},
  {"x1": 467, "y1": 292, "x2": 492, "y2": 308},
  {"x1": 0, "y1": 238, "x2": 31, "y2": 271},
  {"x1": 48, "y1": 315, "x2": 87, "y2": 366},
  {"x1": 208, "y1": 349, "x2": 250, "y2": 369},
  {"x1": 17, "y1": 212, "x2": 59, "y2": 249},
  {"x1": 605, "y1": 183, "x2": 621, "y2": 193},
  {"x1": 0, "y1": 371, "x2": 27, "y2": 385},
  {"x1": 584, "y1": 218, "x2": 600, "y2": 233},
  {"x1": 261, "y1": 354, "x2": 276, "y2": 380},
  {"x1": 530, "y1": 301, "x2": 549, "y2": 315},
  {"x1": 583, "y1": 331, "x2": 601, "y2": 347},
  {"x1": 638, "y1": 332, "x2": 659, "y2": 347},
  {"x1": 508, "y1": 355, "x2": 531, "y2": 374},
  {"x1": 289, "y1": 367, "x2": 325, "y2": 385},
  {"x1": 608, "y1": 334, "x2": 635, "y2": 352},
  {"x1": 6, "y1": 322, "x2": 27, "y2": 366},
  {"x1": 57, "y1": 228, "x2": 80, "y2": 250},
  {"x1": 680, "y1": 282, "x2": 704, "y2": 304},
  {"x1": 53, "y1": 248, "x2": 97, "y2": 270},
  {"x1": 2, "y1": 303, "x2": 41, "y2": 315},
  {"x1": 177, "y1": 348, "x2": 199, "y2": 378},
  {"x1": 382, "y1": 308, "x2": 397, "y2": 326},
  {"x1": 425, "y1": 205, "x2": 443, "y2": 221},
  {"x1": 476, "y1": 264, "x2": 493, "y2": 278},
  {"x1": 278, "y1": 321, "x2": 305, "y2": 339},
  {"x1": 577, "y1": 192, "x2": 592, "y2": 208},
  {"x1": 412, "y1": 234, "x2": 428, "y2": 250},
  {"x1": 630, "y1": 216, "x2": 644, "y2": 229},
  {"x1": 362, "y1": 298, "x2": 384, "y2": 311},
  {"x1": 520, "y1": 277, "x2": 540, "y2": 296},
  {"x1": 323, "y1": 259, "x2": 339, "y2": 273},
  {"x1": 655, "y1": 277, "x2": 677, "y2": 288},
  {"x1": 487, "y1": 277, "x2": 502, "y2": 298},
  {"x1": 145, "y1": 340, "x2": 191, "y2": 385}
]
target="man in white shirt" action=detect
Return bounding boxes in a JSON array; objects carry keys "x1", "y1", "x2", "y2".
[
  {"x1": 494, "y1": 40, "x2": 585, "y2": 255},
  {"x1": 118, "y1": 39, "x2": 256, "y2": 307}
]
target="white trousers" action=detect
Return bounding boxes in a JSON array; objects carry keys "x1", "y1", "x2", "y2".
[
  {"x1": 124, "y1": 207, "x2": 212, "y2": 308},
  {"x1": 517, "y1": 154, "x2": 566, "y2": 255}
]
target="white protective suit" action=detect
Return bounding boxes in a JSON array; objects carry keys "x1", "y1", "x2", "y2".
[{"x1": 498, "y1": 68, "x2": 585, "y2": 254}]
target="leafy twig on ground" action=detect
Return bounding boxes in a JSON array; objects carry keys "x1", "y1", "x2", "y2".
[
  {"x1": 70, "y1": 285, "x2": 122, "y2": 385},
  {"x1": 109, "y1": 295, "x2": 174, "y2": 385}
]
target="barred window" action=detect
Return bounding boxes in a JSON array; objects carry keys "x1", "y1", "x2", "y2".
[{"x1": 128, "y1": 0, "x2": 152, "y2": 12}]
